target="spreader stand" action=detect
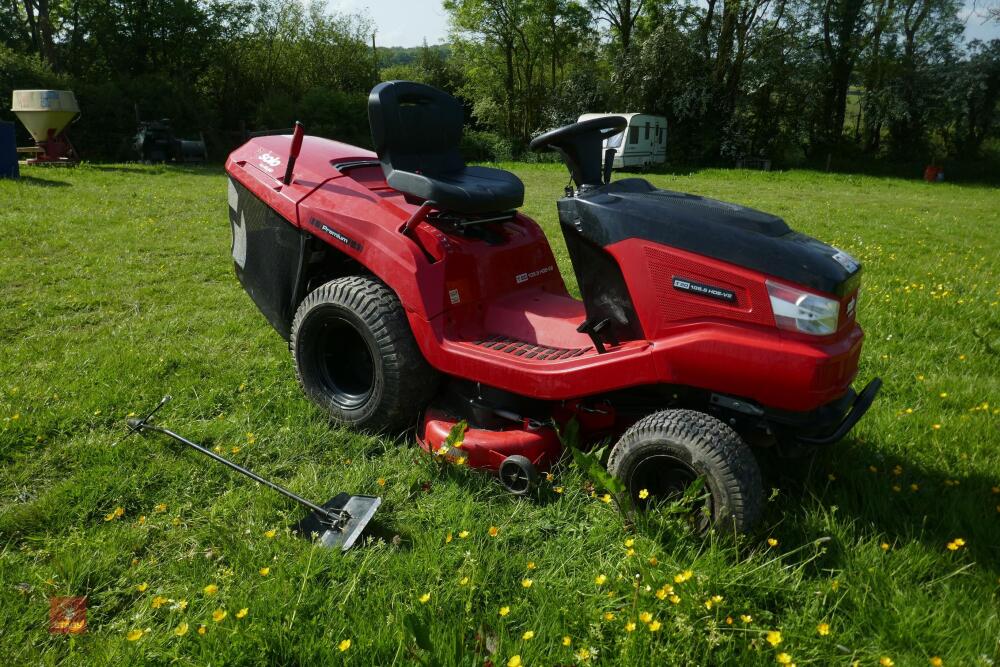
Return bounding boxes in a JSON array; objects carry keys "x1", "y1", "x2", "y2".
[{"x1": 125, "y1": 396, "x2": 380, "y2": 551}]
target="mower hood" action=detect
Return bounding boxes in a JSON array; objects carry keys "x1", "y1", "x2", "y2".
[{"x1": 559, "y1": 178, "x2": 861, "y2": 297}]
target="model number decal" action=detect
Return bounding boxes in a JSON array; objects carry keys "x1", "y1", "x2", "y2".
[
  {"x1": 308, "y1": 218, "x2": 363, "y2": 251},
  {"x1": 672, "y1": 276, "x2": 737, "y2": 303},
  {"x1": 257, "y1": 152, "x2": 282, "y2": 172},
  {"x1": 516, "y1": 265, "x2": 554, "y2": 284}
]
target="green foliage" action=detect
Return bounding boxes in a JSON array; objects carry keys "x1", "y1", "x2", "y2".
[
  {"x1": 0, "y1": 162, "x2": 999, "y2": 663},
  {"x1": 1, "y1": 163, "x2": 998, "y2": 664}
]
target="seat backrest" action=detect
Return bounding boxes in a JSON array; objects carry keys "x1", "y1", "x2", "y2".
[{"x1": 368, "y1": 81, "x2": 465, "y2": 177}]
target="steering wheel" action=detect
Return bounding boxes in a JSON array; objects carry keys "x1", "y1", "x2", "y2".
[
  {"x1": 528, "y1": 116, "x2": 628, "y2": 187},
  {"x1": 529, "y1": 116, "x2": 627, "y2": 153}
]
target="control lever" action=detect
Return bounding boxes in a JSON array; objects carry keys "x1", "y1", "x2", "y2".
[{"x1": 603, "y1": 148, "x2": 616, "y2": 184}]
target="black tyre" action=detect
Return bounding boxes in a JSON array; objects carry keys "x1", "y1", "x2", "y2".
[
  {"x1": 608, "y1": 409, "x2": 763, "y2": 533},
  {"x1": 498, "y1": 455, "x2": 537, "y2": 495},
  {"x1": 290, "y1": 276, "x2": 438, "y2": 432}
]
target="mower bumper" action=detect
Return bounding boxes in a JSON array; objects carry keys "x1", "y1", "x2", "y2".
[
  {"x1": 791, "y1": 378, "x2": 882, "y2": 445},
  {"x1": 762, "y1": 377, "x2": 881, "y2": 446}
]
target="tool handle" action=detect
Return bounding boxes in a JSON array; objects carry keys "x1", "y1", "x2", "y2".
[
  {"x1": 282, "y1": 121, "x2": 304, "y2": 185},
  {"x1": 137, "y1": 423, "x2": 347, "y2": 525}
]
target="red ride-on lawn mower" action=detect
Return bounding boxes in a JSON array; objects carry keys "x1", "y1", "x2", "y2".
[{"x1": 225, "y1": 81, "x2": 880, "y2": 531}]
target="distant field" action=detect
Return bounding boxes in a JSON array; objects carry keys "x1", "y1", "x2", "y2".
[{"x1": 1, "y1": 163, "x2": 998, "y2": 665}]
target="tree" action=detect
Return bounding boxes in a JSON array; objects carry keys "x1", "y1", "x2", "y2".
[{"x1": 590, "y1": 0, "x2": 644, "y2": 53}]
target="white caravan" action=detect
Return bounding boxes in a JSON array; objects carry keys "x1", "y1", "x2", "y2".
[{"x1": 578, "y1": 112, "x2": 667, "y2": 169}]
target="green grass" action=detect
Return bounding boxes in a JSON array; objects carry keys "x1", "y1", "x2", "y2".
[{"x1": 1, "y1": 162, "x2": 998, "y2": 666}]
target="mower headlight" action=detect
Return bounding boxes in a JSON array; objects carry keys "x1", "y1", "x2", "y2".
[{"x1": 766, "y1": 280, "x2": 839, "y2": 336}]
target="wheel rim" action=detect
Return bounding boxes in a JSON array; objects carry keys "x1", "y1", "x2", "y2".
[
  {"x1": 628, "y1": 454, "x2": 713, "y2": 524},
  {"x1": 306, "y1": 312, "x2": 375, "y2": 410},
  {"x1": 500, "y1": 461, "x2": 531, "y2": 494}
]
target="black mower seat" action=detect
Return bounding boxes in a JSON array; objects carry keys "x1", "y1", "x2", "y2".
[{"x1": 368, "y1": 81, "x2": 524, "y2": 215}]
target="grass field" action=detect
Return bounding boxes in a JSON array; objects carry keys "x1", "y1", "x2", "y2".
[{"x1": 1, "y1": 162, "x2": 998, "y2": 666}]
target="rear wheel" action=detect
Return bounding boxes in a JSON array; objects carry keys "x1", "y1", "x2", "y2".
[
  {"x1": 608, "y1": 409, "x2": 763, "y2": 533},
  {"x1": 291, "y1": 276, "x2": 438, "y2": 432}
]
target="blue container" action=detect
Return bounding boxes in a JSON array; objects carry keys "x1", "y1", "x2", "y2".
[{"x1": 0, "y1": 120, "x2": 18, "y2": 179}]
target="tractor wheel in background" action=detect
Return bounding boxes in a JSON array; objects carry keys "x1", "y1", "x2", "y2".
[
  {"x1": 607, "y1": 409, "x2": 763, "y2": 534},
  {"x1": 291, "y1": 276, "x2": 438, "y2": 433}
]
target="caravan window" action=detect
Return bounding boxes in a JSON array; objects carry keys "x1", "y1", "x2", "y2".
[
  {"x1": 645, "y1": 123, "x2": 650, "y2": 140},
  {"x1": 606, "y1": 131, "x2": 623, "y2": 148},
  {"x1": 628, "y1": 126, "x2": 639, "y2": 144}
]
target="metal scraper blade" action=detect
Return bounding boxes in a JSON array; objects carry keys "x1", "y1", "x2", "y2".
[{"x1": 298, "y1": 493, "x2": 382, "y2": 551}]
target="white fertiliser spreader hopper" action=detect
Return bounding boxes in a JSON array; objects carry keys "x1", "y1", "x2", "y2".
[{"x1": 578, "y1": 112, "x2": 666, "y2": 170}]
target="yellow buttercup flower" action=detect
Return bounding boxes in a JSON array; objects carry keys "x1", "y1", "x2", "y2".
[
  {"x1": 648, "y1": 556, "x2": 659, "y2": 566},
  {"x1": 522, "y1": 630, "x2": 534, "y2": 640},
  {"x1": 264, "y1": 529, "x2": 277, "y2": 539},
  {"x1": 526, "y1": 561, "x2": 536, "y2": 570},
  {"x1": 499, "y1": 606, "x2": 510, "y2": 616},
  {"x1": 136, "y1": 582, "x2": 148, "y2": 592},
  {"x1": 151, "y1": 596, "x2": 168, "y2": 609},
  {"x1": 521, "y1": 578, "x2": 533, "y2": 588},
  {"x1": 669, "y1": 594, "x2": 681, "y2": 604},
  {"x1": 489, "y1": 526, "x2": 499, "y2": 537},
  {"x1": 880, "y1": 658, "x2": 894, "y2": 667},
  {"x1": 767, "y1": 537, "x2": 778, "y2": 547},
  {"x1": 600, "y1": 493, "x2": 612, "y2": 503},
  {"x1": 639, "y1": 611, "x2": 652, "y2": 623},
  {"x1": 929, "y1": 658, "x2": 942, "y2": 667},
  {"x1": 638, "y1": 488, "x2": 649, "y2": 499},
  {"x1": 459, "y1": 530, "x2": 470, "y2": 539},
  {"x1": 203, "y1": 584, "x2": 218, "y2": 596},
  {"x1": 817, "y1": 622, "x2": 830, "y2": 636},
  {"x1": 174, "y1": 622, "x2": 189, "y2": 637},
  {"x1": 625, "y1": 621, "x2": 636, "y2": 632},
  {"x1": 776, "y1": 653, "x2": 793, "y2": 665},
  {"x1": 603, "y1": 611, "x2": 615, "y2": 621},
  {"x1": 236, "y1": 608, "x2": 248, "y2": 619},
  {"x1": 740, "y1": 614, "x2": 752, "y2": 623},
  {"x1": 419, "y1": 592, "x2": 430, "y2": 604},
  {"x1": 766, "y1": 630, "x2": 782, "y2": 646},
  {"x1": 339, "y1": 639, "x2": 351, "y2": 652},
  {"x1": 554, "y1": 486, "x2": 564, "y2": 494},
  {"x1": 377, "y1": 478, "x2": 386, "y2": 487},
  {"x1": 459, "y1": 577, "x2": 469, "y2": 586},
  {"x1": 507, "y1": 656, "x2": 522, "y2": 667},
  {"x1": 674, "y1": 569, "x2": 693, "y2": 583},
  {"x1": 259, "y1": 567, "x2": 270, "y2": 576},
  {"x1": 445, "y1": 532, "x2": 453, "y2": 543},
  {"x1": 562, "y1": 635, "x2": 571, "y2": 646},
  {"x1": 648, "y1": 620, "x2": 661, "y2": 632},
  {"x1": 881, "y1": 542, "x2": 890, "y2": 551},
  {"x1": 212, "y1": 609, "x2": 227, "y2": 622},
  {"x1": 624, "y1": 538, "x2": 634, "y2": 548},
  {"x1": 126, "y1": 628, "x2": 144, "y2": 641},
  {"x1": 595, "y1": 574, "x2": 607, "y2": 585},
  {"x1": 197, "y1": 624, "x2": 206, "y2": 635}
]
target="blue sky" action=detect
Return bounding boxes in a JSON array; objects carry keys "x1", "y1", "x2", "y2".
[{"x1": 328, "y1": 0, "x2": 999, "y2": 48}]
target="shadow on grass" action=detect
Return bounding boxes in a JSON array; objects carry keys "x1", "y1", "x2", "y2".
[
  {"x1": 87, "y1": 163, "x2": 223, "y2": 176},
  {"x1": 759, "y1": 440, "x2": 1000, "y2": 576},
  {"x1": 14, "y1": 174, "x2": 71, "y2": 187}
]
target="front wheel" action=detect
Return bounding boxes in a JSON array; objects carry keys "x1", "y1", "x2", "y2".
[
  {"x1": 290, "y1": 276, "x2": 438, "y2": 432},
  {"x1": 608, "y1": 409, "x2": 763, "y2": 533}
]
